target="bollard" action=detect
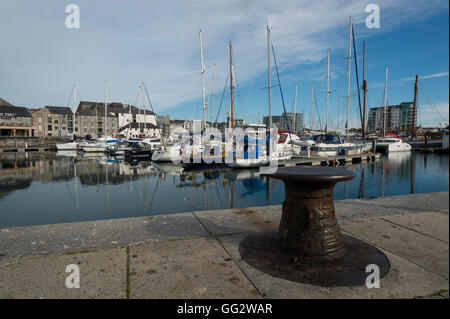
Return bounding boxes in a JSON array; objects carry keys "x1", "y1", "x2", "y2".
[{"x1": 240, "y1": 166, "x2": 390, "y2": 286}]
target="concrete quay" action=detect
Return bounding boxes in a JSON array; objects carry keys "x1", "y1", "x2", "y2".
[{"x1": 0, "y1": 192, "x2": 448, "y2": 299}]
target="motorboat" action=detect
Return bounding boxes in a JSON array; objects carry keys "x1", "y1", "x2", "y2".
[
  {"x1": 56, "y1": 141, "x2": 79, "y2": 151},
  {"x1": 151, "y1": 143, "x2": 183, "y2": 162},
  {"x1": 277, "y1": 130, "x2": 302, "y2": 157},
  {"x1": 124, "y1": 144, "x2": 153, "y2": 159},
  {"x1": 308, "y1": 134, "x2": 364, "y2": 157},
  {"x1": 141, "y1": 137, "x2": 162, "y2": 151},
  {"x1": 80, "y1": 136, "x2": 120, "y2": 153},
  {"x1": 376, "y1": 137, "x2": 411, "y2": 153}
]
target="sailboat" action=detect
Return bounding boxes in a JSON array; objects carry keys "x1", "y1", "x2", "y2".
[
  {"x1": 80, "y1": 81, "x2": 120, "y2": 153},
  {"x1": 57, "y1": 84, "x2": 80, "y2": 151},
  {"x1": 309, "y1": 17, "x2": 364, "y2": 157},
  {"x1": 152, "y1": 30, "x2": 208, "y2": 163},
  {"x1": 375, "y1": 68, "x2": 411, "y2": 153},
  {"x1": 228, "y1": 26, "x2": 299, "y2": 168}
]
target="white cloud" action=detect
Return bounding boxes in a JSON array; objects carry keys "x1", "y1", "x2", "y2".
[
  {"x1": 418, "y1": 102, "x2": 449, "y2": 127},
  {"x1": 0, "y1": 0, "x2": 448, "y2": 115},
  {"x1": 371, "y1": 71, "x2": 450, "y2": 88}
]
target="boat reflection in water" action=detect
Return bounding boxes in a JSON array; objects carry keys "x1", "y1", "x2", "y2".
[{"x1": 0, "y1": 151, "x2": 448, "y2": 228}]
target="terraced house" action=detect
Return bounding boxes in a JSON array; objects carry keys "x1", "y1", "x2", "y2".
[
  {"x1": 31, "y1": 106, "x2": 74, "y2": 138},
  {"x1": 75, "y1": 101, "x2": 158, "y2": 139},
  {"x1": 0, "y1": 98, "x2": 35, "y2": 137}
]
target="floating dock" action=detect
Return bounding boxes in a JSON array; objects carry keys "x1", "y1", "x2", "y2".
[{"x1": 183, "y1": 153, "x2": 381, "y2": 171}]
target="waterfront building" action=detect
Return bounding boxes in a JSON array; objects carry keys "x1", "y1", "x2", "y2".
[
  {"x1": 118, "y1": 122, "x2": 159, "y2": 138},
  {"x1": 367, "y1": 102, "x2": 417, "y2": 134},
  {"x1": 75, "y1": 101, "x2": 158, "y2": 139},
  {"x1": 0, "y1": 98, "x2": 35, "y2": 137},
  {"x1": 263, "y1": 112, "x2": 304, "y2": 133},
  {"x1": 31, "y1": 106, "x2": 74, "y2": 138}
]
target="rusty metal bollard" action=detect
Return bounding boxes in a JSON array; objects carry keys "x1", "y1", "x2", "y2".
[{"x1": 239, "y1": 166, "x2": 390, "y2": 287}]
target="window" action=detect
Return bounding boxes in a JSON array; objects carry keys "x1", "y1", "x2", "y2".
[
  {"x1": 48, "y1": 125, "x2": 52, "y2": 131},
  {"x1": 48, "y1": 117, "x2": 52, "y2": 124},
  {"x1": 54, "y1": 120, "x2": 58, "y2": 124},
  {"x1": 48, "y1": 133, "x2": 52, "y2": 137}
]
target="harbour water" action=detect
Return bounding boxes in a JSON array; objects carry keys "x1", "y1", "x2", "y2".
[{"x1": 0, "y1": 152, "x2": 448, "y2": 228}]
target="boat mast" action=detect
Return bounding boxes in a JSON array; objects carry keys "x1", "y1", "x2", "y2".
[
  {"x1": 128, "y1": 98, "x2": 131, "y2": 139},
  {"x1": 199, "y1": 30, "x2": 207, "y2": 130},
  {"x1": 267, "y1": 25, "x2": 272, "y2": 129},
  {"x1": 326, "y1": 50, "x2": 330, "y2": 133},
  {"x1": 383, "y1": 66, "x2": 389, "y2": 137},
  {"x1": 362, "y1": 39, "x2": 367, "y2": 140},
  {"x1": 73, "y1": 83, "x2": 76, "y2": 138},
  {"x1": 137, "y1": 84, "x2": 142, "y2": 135},
  {"x1": 142, "y1": 81, "x2": 147, "y2": 137},
  {"x1": 311, "y1": 83, "x2": 314, "y2": 130},
  {"x1": 346, "y1": 16, "x2": 353, "y2": 139},
  {"x1": 293, "y1": 83, "x2": 298, "y2": 133},
  {"x1": 210, "y1": 64, "x2": 216, "y2": 126},
  {"x1": 229, "y1": 41, "x2": 234, "y2": 129},
  {"x1": 412, "y1": 75, "x2": 418, "y2": 138},
  {"x1": 104, "y1": 80, "x2": 108, "y2": 137}
]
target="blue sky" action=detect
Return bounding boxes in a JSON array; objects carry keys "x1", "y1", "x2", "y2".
[{"x1": 0, "y1": 0, "x2": 448, "y2": 128}]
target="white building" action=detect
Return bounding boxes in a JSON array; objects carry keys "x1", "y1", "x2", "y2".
[
  {"x1": 118, "y1": 122, "x2": 160, "y2": 139},
  {"x1": 76, "y1": 101, "x2": 159, "y2": 138}
]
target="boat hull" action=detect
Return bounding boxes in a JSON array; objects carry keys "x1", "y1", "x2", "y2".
[
  {"x1": 81, "y1": 146, "x2": 106, "y2": 153},
  {"x1": 56, "y1": 142, "x2": 78, "y2": 151}
]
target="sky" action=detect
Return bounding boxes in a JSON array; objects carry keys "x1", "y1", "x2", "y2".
[{"x1": 0, "y1": 0, "x2": 448, "y2": 129}]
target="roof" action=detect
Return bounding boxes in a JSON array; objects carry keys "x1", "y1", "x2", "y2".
[
  {"x1": 0, "y1": 98, "x2": 13, "y2": 106},
  {"x1": 45, "y1": 106, "x2": 73, "y2": 115},
  {"x1": 118, "y1": 122, "x2": 158, "y2": 132},
  {"x1": 76, "y1": 101, "x2": 155, "y2": 117},
  {"x1": 0, "y1": 105, "x2": 32, "y2": 117}
]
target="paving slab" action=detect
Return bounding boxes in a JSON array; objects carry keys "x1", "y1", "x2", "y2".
[
  {"x1": 380, "y1": 212, "x2": 449, "y2": 243},
  {"x1": 194, "y1": 206, "x2": 281, "y2": 236},
  {"x1": 0, "y1": 213, "x2": 207, "y2": 258},
  {"x1": 218, "y1": 232, "x2": 448, "y2": 299},
  {"x1": 128, "y1": 237, "x2": 262, "y2": 299},
  {"x1": 341, "y1": 217, "x2": 449, "y2": 279},
  {"x1": 0, "y1": 247, "x2": 126, "y2": 299},
  {"x1": 349, "y1": 192, "x2": 448, "y2": 214},
  {"x1": 335, "y1": 192, "x2": 449, "y2": 219}
]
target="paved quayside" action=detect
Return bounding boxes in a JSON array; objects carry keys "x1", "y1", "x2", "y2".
[{"x1": 0, "y1": 192, "x2": 448, "y2": 298}]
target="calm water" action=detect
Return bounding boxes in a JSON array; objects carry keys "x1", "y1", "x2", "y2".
[{"x1": 0, "y1": 151, "x2": 448, "y2": 228}]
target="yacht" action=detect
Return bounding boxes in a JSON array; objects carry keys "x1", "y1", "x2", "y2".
[
  {"x1": 80, "y1": 136, "x2": 120, "y2": 153},
  {"x1": 309, "y1": 134, "x2": 364, "y2": 157},
  {"x1": 376, "y1": 137, "x2": 411, "y2": 153},
  {"x1": 56, "y1": 141, "x2": 79, "y2": 151},
  {"x1": 151, "y1": 143, "x2": 183, "y2": 162}
]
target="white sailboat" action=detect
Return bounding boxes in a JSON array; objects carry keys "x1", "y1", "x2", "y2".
[
  {"x1": 81, "y1": 81, "x2": 120, "y2": 153},
  {"x1": 57, "y1": 84, "x2": 79, "y2": 151},
  {"x1": 152, "y1": 31, "x2": 208, "y2": 163},
  {"x1": 375, "y1": 68, "x2": 411, "y2": 153},
  {"x1": 308, "y1": 18, "x2": 364, "y2": 157}
]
